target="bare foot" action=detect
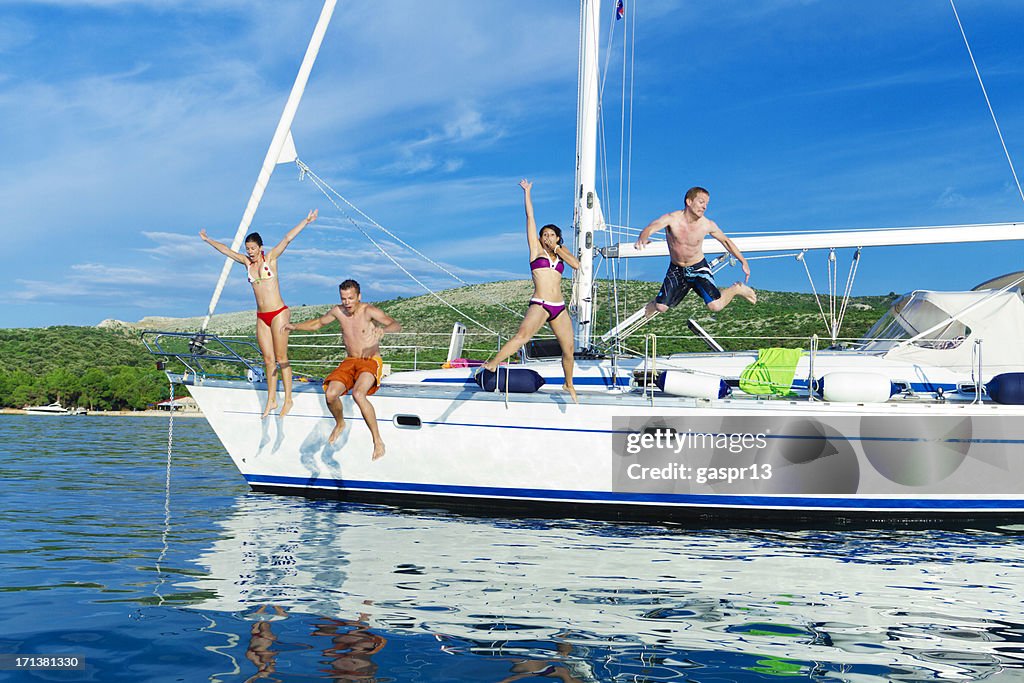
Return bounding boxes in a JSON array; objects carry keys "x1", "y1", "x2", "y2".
[
  {"x1": 563, "y1": 383, "x2": 579, "y2": 404},
  {"x1": 371, "y1": 441, "x2": 385, "y2": 460},
  {"x1": 738, "y1": 283, "x2": 757, "y2": 304},
  {"x1": 279, "y1": 398, "x2": 293, "y2": 418},
  {"x1": 261, "y1": 397, "x2": 278, "y2": 419},
  {"x1": 328, "y1": 419, "x2": 346, "y2": 444}
]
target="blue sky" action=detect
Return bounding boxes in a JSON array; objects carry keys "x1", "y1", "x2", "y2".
[{"x1": 3, "y1": 0, "x2": 1023, "y2": 328}]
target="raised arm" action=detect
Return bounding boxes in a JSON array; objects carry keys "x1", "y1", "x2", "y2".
[
  {"x1": 634, "y1": 212, "x2": 675, "y2": 249},
  {"x1": 286, "y1": 306, "x2": 338, "y2": 332},
  {"x1": 708, "y1": 222, "x2": 750, "y2": 282},
  {"x1": 520, "y1": 179, "x2": 542, "y2": 255},
  {"x1": 199, "y1": 229, "x2": 248, "y2": 264},
  {"x1": 553, "y1": 244, "x2": 581, "y2": 271},
  {"x1": 267, "y1": 209, "x2": 318, "y2": 260}
]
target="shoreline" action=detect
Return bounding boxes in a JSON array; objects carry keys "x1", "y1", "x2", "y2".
[{"x1": 1, "y1": 408, "x2": 206, "y2": 418}]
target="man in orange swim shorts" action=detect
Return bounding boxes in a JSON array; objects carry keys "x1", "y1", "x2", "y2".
[{"x1": 287, "y1": 279, "x2": 401, "y2": 459}]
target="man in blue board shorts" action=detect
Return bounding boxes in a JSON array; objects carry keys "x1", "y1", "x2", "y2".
[{"x1": 635, "y1": 186, "x2": 757, "y2": 316}]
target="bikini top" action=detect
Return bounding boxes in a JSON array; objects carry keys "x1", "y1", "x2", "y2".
[
  {"x1": 248, "y1": 252, "x2": 276, "y2": 284},
  {"x1": 530, "y1": 253, "x2": 564, "y2": 274}
]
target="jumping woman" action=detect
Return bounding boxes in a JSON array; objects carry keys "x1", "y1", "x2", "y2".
[
  {"x1": 200, "y1": 209, "x2": 317, "y2": 418},
  {"x1": 483, "y1": 180, "x2": 579, "y2": 403}
]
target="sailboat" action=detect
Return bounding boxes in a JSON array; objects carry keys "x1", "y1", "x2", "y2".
[{"x1": 147, "y1": 0, "x2": 1024, "y2": 524}]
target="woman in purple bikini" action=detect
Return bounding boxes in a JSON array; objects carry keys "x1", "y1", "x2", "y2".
[
  {"x1": 200, "y1": 209, "x2": 317, "y2": 418},
  {"x1": 483, "y1": 180, "x2": 579, "y2": 402}
]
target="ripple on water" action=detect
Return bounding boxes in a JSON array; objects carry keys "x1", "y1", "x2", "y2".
[{"x1": 3, "y1": 414, "x2": 1024, "y2": 680}]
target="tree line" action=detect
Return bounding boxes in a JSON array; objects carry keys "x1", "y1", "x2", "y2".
[
  {"x1": 0, "y1": 288, "x2": 894, "y2": 411},
  {"x1": 0, "y1": 327, "x2": 168, "y2": 410}
]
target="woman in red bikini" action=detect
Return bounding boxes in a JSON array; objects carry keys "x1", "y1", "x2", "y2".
[
  {"x1": 483, "y1": 180, "x2": 579, "y2": 403},
  {"x1": 200, "y1": 209, "x2": 317, "y2": 418}
]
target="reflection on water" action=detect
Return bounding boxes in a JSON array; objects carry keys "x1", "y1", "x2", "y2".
[
  {"x1": 2, "y1": 414, "x2": 1024, "y2": 681},
  {"x1": 188, "y1": 497, "x2": 1024, "y2": 681}
]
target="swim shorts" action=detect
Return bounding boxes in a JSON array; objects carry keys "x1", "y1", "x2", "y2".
[
  {"x1": 323, "y1": 356, "x2": 384, "y2": 395},
  {"x1": 654, "y1": 258, "x2": 721, "y2": 307}
]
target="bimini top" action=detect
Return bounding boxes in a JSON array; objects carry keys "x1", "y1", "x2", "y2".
[{"x1": 861, "y1": 289, "x2": 1024, "y2": 378}]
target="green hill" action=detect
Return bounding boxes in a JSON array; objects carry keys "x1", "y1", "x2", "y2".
[
  {"x1": 0, "y1": 326, "x2": 166, "y2": 410},
  {"x1": 2, "y1": 280, "x2": 895, "y2": 408}
]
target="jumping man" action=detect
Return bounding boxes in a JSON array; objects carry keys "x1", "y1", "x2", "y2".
[
  {"x1": 287, "y1": 279, "x2": 401, "y2": 459},
  {"x1": 635, "y1": 187, "x2": 756, "y2": 317}
]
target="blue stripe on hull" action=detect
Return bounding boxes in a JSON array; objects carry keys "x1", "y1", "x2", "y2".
[
  {"x1": 418, "y1": 376, "x2": 960, "y2": 393},
  {"x1": 244, "y1": 474, "x2": 1024, "y2": 511},
  {"x1": 420, "y1": 376, "x2": 632, "y2": 387}
]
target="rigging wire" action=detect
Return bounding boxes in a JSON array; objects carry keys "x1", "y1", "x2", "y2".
[
  {"x1": 595, "y1": 0, "x2": 639, "y2": 352},
  {"x1": 589, "y1": 2, "x2": 1021, "y2": 351},
  {"x1": 616, "y1": 3, "x2": 628, "y2": 234},
  {"x1": 834, "y1": 249, "x2": 862, "y2": 342},
  {"x1": 597, "y1": 0, "x2": 622, "y2": 103},
  {"x1": 828, "y1": 249, "x2": 837, "y2": 340},
  {"x1": 296, "y1": 161, "x2": 504, "y2": 335},
  {"x1": 798, "y1": 251, "x2": 833, "y2": 337},
  {"x1": 618, "y1": 0, "x2": 634, "y2": 313},
  {"x1": 614, "y1": 0, "x2": 633, "y2": 320},
  {"x1": 949, "y1": 0, "x2": 1024, "y2": 204},
  {"x1": 586, "y1": 2, "x2": 614, "y2": 347}
]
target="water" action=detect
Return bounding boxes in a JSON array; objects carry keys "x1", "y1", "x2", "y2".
[{"x1": 2, "y1": 415, "x2": 1024, "y2": 682}]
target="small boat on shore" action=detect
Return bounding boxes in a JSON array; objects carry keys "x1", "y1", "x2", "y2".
[
  {"x1": 25, "y1": 402, "x2": 70, "y2": 415},
  {"x1": 23, "y1": 402, "x2": 88, "y2": 416}
]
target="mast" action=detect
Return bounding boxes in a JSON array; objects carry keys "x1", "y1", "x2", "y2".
[
  {"x1": 200, "y1": 0, "x2": 338, "y2": 333},
  {"x1": 571, "y1": 0, "x2": 601, "y2": 351}
]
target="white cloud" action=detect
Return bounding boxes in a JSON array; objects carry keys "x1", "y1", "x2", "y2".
[
  {"x1": 442, "y1": 107, "x2": 492, "y2": 143},
  {"x1": 427, "y1": 231, "x2": 522, "y2": 260},
  {"x1": 287, "y1": 272, "x2": 342, "y2": 288},
  {"x1": 382, "y1": 153, "x2": 445, "y2": 176},
  {"x1": 69, "y1": 263, "x2": 164, "y2": 284},
  {"x1": 140, "y1": 231, "x2": 211, "y2": 258},
  {"x1": 937, "y1": 187, "x2": 969, "y2": 208},
  {"x1": 2, "y1": 1, "x2": 578, "y2": 327},
  {"x1": 13, "y1": 264, "x2": 214, "y2": 303},
  {"x1": 4, "y1": 0, "x2": 1024, "y2": 327},
  {"x1": 380, "y1": 104, "x2": 503, "y2": 176}
]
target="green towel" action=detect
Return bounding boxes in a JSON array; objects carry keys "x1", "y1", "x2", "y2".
[{"x1": 738, "y1": 347, "x2": 804, "y2": 396}]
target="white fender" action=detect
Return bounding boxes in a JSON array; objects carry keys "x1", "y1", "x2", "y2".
[
  {"x1": 657, "y1": 371, "x2": 729, "y2": 399},
  {"x1": 820, "y1": 372, "x2": 893, "y2": 403}
]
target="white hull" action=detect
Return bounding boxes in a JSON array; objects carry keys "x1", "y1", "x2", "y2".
[
  {"x1": 155, "y1": 0, "x2": 1024, "y2": 526},
  {"x1": 180, "y1": 360, "x2": 1024, "y2": 524},
  {"x1": 25, "y1": 402, "x2": 70, "y2": 415}
]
